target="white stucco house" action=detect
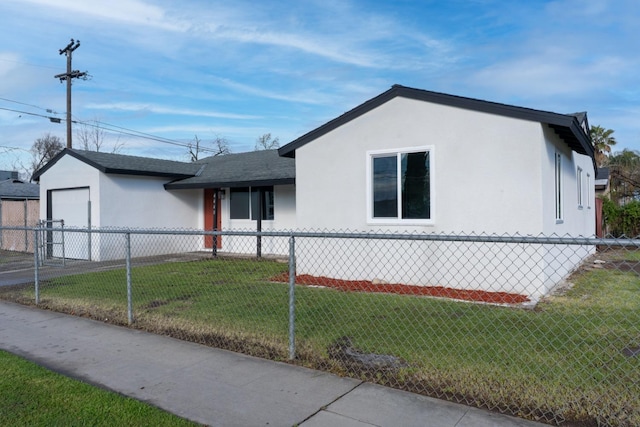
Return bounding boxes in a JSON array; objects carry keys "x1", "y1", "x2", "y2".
[
  {"x1": 33, "y1": 84, "x2": 596, "y2": 300},
  {"x1": 33, "y1": 149, "x2": 296, "y2": 260},
  {"x1": 277, "y1": 85, "x2": 596, "y2": 299}
]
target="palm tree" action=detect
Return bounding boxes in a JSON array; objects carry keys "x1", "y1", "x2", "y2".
[{"x1": 590, "y1": 125, "x2": 617, "y2": 167}]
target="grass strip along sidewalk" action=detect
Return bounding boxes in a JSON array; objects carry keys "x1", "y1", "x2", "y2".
[
  {"x1": 1, "y1": 251, "x2": 639, "y2": 426},
  {"x1": 0, "y1": 350, "x2": 198, "y2": 426}
]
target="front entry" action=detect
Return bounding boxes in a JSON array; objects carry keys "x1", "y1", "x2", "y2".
[{"x1": 204, "y1": 189, "x2": 222, "y2": 249}]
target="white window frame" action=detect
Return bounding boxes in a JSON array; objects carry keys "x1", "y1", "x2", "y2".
[
  {"x1": 366, "y1": 146, "x2": 434, "y2": 225},
  {"x1": 555, "y1": 152, "x2": 563, "y2": 223},
  {"x1": 577, "y1": 167, "x2": 584, "y2": 209}
]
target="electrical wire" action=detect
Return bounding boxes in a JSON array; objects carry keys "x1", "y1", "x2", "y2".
[{"x1": 0, "y1": 105, "x2": 221, "y2": 153}]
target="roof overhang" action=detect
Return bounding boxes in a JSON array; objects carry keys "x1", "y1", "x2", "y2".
[
  {"x1": 32, "y1": 148, "x2": 197, "y2": 181},
  {"x1": 165, "y1": 177, "x2": 295, "y2": 190}
]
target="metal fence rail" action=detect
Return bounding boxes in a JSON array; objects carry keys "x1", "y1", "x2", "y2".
[{"x1": 0, "y1": 226, "x2": 638, "y2": 427}]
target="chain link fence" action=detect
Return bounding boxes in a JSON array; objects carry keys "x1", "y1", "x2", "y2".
[{"x1": 0, "y1": 226, "x2": 638, "y2": 426}]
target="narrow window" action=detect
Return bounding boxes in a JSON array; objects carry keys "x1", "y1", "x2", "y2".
[
  {"x1": 587, "y1": 173, "x2": 592, "y2": 209},
  {"x1": 577, "y1": 167, "x2": 583, "y2": 208},
  {"x1": 251, "y1": 187, "x2": 275, "y2": 220},
  {"x1": 371, "y1": 149, "x2": 431, "y2": 221},
  {"x1": 555, "y1": 153, "x2": 563, "y2": 221}
]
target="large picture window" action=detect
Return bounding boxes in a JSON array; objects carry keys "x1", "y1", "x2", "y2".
[
  {"x1": 369, "y1": 147, "x2": 432, "y2": 222},
  {"x1": 230, "y1": 186, "x2": 274, "y2": 220}
]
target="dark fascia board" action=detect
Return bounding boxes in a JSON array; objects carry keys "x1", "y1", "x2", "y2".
[
  {"x1": 279, "y1": 84, "x2": 595, "y2": 162},
  {"x1": 32, "y1": 148, "x2": 70, "y2": 181},
  {"x1": 0, "y1": 195, "x2": 39, "y2": 201},
  {"x1": 165, "y1": 177, "x2": 295, "y2": 190},
  {"x1": 32, "y1": 148, "x2": 195, "y2": 181}
]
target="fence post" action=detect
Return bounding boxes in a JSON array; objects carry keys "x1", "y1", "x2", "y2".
[
  {"x1": 23, "y1": 200, "x2": 28, "y2": 252},
  {"x1": 87, "y1": 200, "x2": 92, "y2": 262},
  {"x1": 288, "y1": 235, "x2": 296, "y2": 360},
  {"x1": 34, "y1": 228, "x2": 40, "y2": 305},
  {"x1": 61, "y1": 220, "x2": 66, "y2": 267},
  {"x1": 125, "y1": 232, "x2": 133, "y2": 325}
]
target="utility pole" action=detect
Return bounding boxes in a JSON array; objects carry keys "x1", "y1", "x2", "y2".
[{"x1": 54, "y1": 39, "x2": 87, "y2": 149}]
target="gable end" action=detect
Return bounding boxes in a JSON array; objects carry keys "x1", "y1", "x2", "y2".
[{"x1": 279, "y1": 85, "x2": 595, "y2": 167}]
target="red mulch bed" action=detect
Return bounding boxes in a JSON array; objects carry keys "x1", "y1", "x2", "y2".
[{"x1": 271, "y1": 273, "x2": 530, "y2": 304}]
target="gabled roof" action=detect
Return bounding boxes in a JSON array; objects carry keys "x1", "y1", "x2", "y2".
[
  {"x1": 0, "y1": 179, "x2": 40, "y2": 199},
  {"x1": 165, "y1": 149, "x2": 295, "y2": 189},
  {"x1": 32, "y1": 149, "x2": 201, "y2": 181},
  {"x1": 279, "y1": 85, "x2": 595, "y2": 165}
]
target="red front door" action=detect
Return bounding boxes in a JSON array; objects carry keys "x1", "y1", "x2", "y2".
[{"x1": 204, "y1": 189, "x2": 222, "y2": 249}]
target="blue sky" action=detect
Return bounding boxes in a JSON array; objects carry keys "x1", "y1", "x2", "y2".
[{"x1": 1, "y1": 0, "x2": 639, "y2": 174}]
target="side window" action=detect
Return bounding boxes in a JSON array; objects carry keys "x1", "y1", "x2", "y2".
[
  {"x1": 555, "y1": 152, "x2": 563, "y2": 222},
  {"x1": 577, "y1": 167, "x2": 583, "y2": 208},
  {"x1": 369, "y1": 147, "x2": 432, "y2": 223},
  {"x1": 586, "y1": 173, "x2": 592, "y2": 209}
]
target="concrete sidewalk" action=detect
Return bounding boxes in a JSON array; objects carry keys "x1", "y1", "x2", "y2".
[{"x1": 0, "y1": 301, "x2": 547, "y2": 427}]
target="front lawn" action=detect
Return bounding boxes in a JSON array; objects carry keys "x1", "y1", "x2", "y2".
[
  {"x1": 0, "y1": 350, "x2": 198, "y2": 426},
  {"x1": 1, "y1": 253, "x2": 638, "y2": 426}
]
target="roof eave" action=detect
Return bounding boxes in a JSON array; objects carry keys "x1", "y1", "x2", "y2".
[{"x1": 165, "y1": 177, "x2": 295, "y2": 190}]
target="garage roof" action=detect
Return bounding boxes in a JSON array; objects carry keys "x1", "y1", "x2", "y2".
[
  {"x1": 32, "y1": 149, "x2": 201, "y2": 181},
  {"x1": 32, "y1": 148, "x2": 295, "y2": 189}
]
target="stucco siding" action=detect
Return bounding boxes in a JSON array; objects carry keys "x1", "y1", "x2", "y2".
[
  {"x1": 296, "y1": 96, "x2": 545, "y2": 234},
  {"x1": 98, "y1": 174, "x2": 200, "y2": 229},
  {"x1": 292, "y1": 96, "x2": 594, "y2": 299}
]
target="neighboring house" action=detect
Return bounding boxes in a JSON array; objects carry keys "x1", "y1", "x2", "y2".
[
  {"x1": 595, "y1": 167, "x2": 610, "y2": 197},
  {"x1": 33, "y1": 84, "x2": 597, "y2": 300},
  {"x1": 278, "y1": 85, "x2": 596, "y2": 299},
  {"x1": 0, "y1": 171, "x2": 40, "y2": 252},
  {"x1": 33, "y1": 149, "x2": 295, "y2": 260}
]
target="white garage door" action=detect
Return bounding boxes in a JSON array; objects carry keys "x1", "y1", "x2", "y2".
[{"x1": 50, "y1": 187, "x2": 90, "y2": 259}]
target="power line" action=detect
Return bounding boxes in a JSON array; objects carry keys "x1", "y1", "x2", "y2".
[
  {"x1": 0, "y1": 105, "x2": 220, "y2": 154},
  {"x1": 0, "y1": 97, "x2": 60, "y2": 114},
  {"x1": 0, "y1": 106, "x2": 59, "y2": 122}
]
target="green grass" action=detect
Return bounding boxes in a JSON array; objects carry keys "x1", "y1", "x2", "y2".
[
  {"x1": 2, "y1": 253, "x2": 639, "y2": 426},
  {"x1": 0, "y1": 350, "x2": 198, "y2": 426}
]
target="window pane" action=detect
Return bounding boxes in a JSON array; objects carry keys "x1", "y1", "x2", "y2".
[
  {"x1": 230, "y1": 187, "x2": 250, "y2": 219},
  {"x1": 263, "y1": 188, "x2": 274, "y2": 220},
  {"x1": 373, "y1": 156, "x2": 398, "y2": 218},
  {"x1": 401, "y1": 151, "x2": 430, "y2": 219},
  {"x1": 251, "y1": 187, "x2": 275, "y2": 220}
]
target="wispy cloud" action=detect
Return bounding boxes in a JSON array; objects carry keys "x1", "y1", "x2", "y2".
[
  {"x1": 84, "y1": 102, "x2": 261, "y2": 120},
  {"x1": 16, "y1": 0, "x2": 188, "y2": 31}
]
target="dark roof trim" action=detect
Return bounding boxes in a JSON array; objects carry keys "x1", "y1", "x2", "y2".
[
  {"x1": 279, "y1": 85, "x2": 595, "y2": 164},
  {"x1": 32, "y1": 149, "x2": 196, "y2": 181},
  {"x1": 165, "y1": 177, "x2": 295, "y2": 190}
]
